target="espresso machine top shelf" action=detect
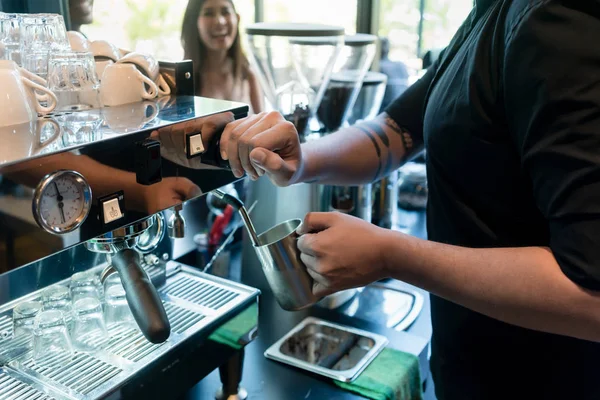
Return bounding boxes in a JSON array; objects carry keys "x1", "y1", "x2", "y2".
[{"x1": 0, "y1": 96, "x2": 248, "y2": 169}]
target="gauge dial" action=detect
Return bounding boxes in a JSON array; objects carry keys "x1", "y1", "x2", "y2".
[{"x1": 33, "y1": 170, "x2": 92, "y2": 234}]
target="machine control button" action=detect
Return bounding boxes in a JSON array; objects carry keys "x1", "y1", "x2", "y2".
[
  {"x1": 186, "y1": 132, "x2": 207, "y2": 159},
  {"x1": 98, "y1": 191, "x2": 126, "y2": 227},
  {"x1": 188, "y1": 133, "x2": 205, "y2": 157},
  {"x1": 102, "y1": 198, "x2": 123, "y2": 224}
]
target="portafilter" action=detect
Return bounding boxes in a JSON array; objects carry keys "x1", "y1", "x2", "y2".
[{"x1": 85, "y1": 215, "x2": 171, "y2": 344}]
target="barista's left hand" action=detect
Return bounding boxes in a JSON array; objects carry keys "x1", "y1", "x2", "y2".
[{"x1": 297, "y1": 212, "x2": 390, "y2": 297}]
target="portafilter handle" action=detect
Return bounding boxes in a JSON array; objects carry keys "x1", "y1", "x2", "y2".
[{"x1": 110, "y1": 249, "x2": 171, "y2": 344}]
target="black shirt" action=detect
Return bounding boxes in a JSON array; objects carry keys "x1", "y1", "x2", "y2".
[{"x1": 386, "y1": 1, "x2": 600, "y2": 399}]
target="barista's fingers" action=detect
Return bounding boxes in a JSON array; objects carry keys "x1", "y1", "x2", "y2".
[
  {"x1": 297, "y1": 212, "x2": 337, "y2": 235},
  {"x1": 312, "y1": 281, "x2": 333, "y2": 298},
  {"x1": 248, "y1": 121, "x2": 298, "y2": 155},
  {"x1": 238, "y1": 112, "x2": 287, "y2": 178},
  {"x1": 300, "y1": 253, "x2": 318, "y2": 270},
  {"x1": 304, "y1": 264, "x2": 334, "y2": 297},
  {"x1": 297, "y1": 233, "x2": 319, "y2": 256},
  {"x1": 221, "y1": 114, "x2": 256, "y2": 160},
  {"x1": 249, "y1": 148, "x2": 292, "y2": 182},
  {"x1": 225, "y1": 114, "x2": 265, "y2": 177}
]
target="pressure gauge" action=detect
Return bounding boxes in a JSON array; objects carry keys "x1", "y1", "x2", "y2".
[{"x1": 32, "y1": 170, "x2": 92, "y2": 234}]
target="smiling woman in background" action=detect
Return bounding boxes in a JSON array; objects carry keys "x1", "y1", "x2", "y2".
[{"x1": 181, "y1": 0, "x2": 263, "y2": 113}]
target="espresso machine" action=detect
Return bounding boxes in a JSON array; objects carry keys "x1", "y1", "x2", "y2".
[{"x1": 0, "y1": 61, "x2": 260, "y2": 399}]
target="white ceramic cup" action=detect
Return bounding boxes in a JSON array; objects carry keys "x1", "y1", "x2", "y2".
[
  {"x1": 0, "y1": 118, "x2": 60, "y2": 163},
  {"x1": 0, "y1": 60, "x2": 57, "y2": 127},
  {"x1": 101, "y1": 101, "x2": 158, "y2": 131},
  {"x1": 117, "y1": 52, "x2": 171, "y2": 96},
  {"x1": 95, "y1": 59, "x2": 114, "y2": 80},
  {"x1": 100, "y1": 63, "x2": 158, "y2": 106},
  {"x1": 90, "y1": 40, "x2": 121, "y2": 62},
  {"x1": 67, "y1": 31, "x2": 91, "y2": 52}
]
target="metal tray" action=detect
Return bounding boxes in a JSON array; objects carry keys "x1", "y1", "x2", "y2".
[
  {"x1": 339, "y1": 283, "x2": 424, "y2": 332},
  {"x1": 264, "y1": 317, "x2": 388, "y2": 383},
  {"x1": 0, "y1": 262, "x2": 260, "y2": 399}
]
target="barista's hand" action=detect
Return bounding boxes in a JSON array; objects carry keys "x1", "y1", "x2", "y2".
[
  {"x1": 139, "y1": 177, "x2": 201, "y2": 214},
  {"x1": 220, "y1": 111, "x2": 303, "y2": 186},
  {"x1": 296, "y1": 212, "x2": 390, "y2": 297}
]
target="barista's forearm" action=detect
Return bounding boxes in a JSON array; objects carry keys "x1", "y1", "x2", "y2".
[
  {"x1": 382, "y1": 231, "x2": 600, "y2": 342},
  {"x1": 294, "y1": 113, "x2": 422, "y2": 185}
]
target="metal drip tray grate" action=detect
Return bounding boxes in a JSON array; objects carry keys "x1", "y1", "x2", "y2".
[
  {"x1": 104, "y1": 328, "x2": 162, "y2": 363},
  {"x1": 21, "y1": 354, "x2": 121, "y2": 396},
  {"x1": 0, "y1": 371, "x2": 56, "y2": 400},
  {"x1": 165, "y1": 302, "x2": 205, "y2": 333},
  {"x1": 161, "y1": 275, "x2": 240, "y2": 311},
  {"x1": 102, "y1": 303, "x2": 204, "y2": 363},
  {"x1": 0, "y1": 265, "x2": 259, "y2": 399},
  {"x1": 0, "y1": 317, "x2": 12, "y2": 342}
]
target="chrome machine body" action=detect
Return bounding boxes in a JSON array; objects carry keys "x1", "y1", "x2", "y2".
[{"x1": 0, "y1": 65, "x2": 260, "y2": 399}]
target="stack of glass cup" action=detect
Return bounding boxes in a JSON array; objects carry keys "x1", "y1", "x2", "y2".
[
  {"x1": 0, "y1": 12, "x2": 101, "y2": 112},
  {"x1": 11, "y1": 269, "x2": 138, "y2": 365}
]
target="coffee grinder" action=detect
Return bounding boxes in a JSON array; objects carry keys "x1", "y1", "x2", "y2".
[{"x1": 245, "y1": 22, "x2": 344, "y2": 139}]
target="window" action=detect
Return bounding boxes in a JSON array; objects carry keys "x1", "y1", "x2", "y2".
[
  {"x1": 379, "y1": 0, "x2": 473, "y2": 75},
  {"x1": 81, "y1": 0, "x2": 255, "y2": 62},
  {"x1": 263, "y1": 0, "x2": 357, "y2": 35}
]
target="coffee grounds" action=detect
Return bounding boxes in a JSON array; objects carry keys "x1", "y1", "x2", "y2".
[{"x1": 317, "y1": 82, "x2": 354, "y2": 132}]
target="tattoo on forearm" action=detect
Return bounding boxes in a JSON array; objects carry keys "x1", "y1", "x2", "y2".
[
  {"x1": 384, "y1": 116, "x2": 414, "y2": 155},
  {"x1": 354, "y1": 116, "x2": 415, "y2": 181},
  {"x1": 355, "y1": 125, "x2": 383, "y2": 180}
]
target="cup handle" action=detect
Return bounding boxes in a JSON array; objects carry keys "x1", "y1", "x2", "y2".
[
  {"x1": 34, "y1": 119, "x2": 61, "y2": 152},
  {"x1": 136, "y1": 70, "x2": 158, "y2": 100},
  {"x1": 156, "y1": 74, "x2": 171, "y2": 96},
  {"x1": 19, "y1": 68, "x2": 51, "y2": 102},
  {"x1": 142, "y1": 102, "x2": 159, "y2": 124},
  {"x1": 21, "y1": 77, "x2": 58, "y2": 114},
  {"x1": 19, "y1": 67, "x2": 47, "y2": 87}
]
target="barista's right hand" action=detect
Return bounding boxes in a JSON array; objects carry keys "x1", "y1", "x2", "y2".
[{"x1": 220, "y1": 111, "x2": 303, "y2": 186}]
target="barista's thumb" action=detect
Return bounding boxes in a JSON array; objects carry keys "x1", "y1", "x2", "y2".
[{"x1": 250, "y1": 148, "x2": 294, "y2": 185}]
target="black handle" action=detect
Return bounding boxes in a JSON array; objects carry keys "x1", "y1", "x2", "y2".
[{"x1": 111, "y1": 249, "x2": 171, "y2": 344}]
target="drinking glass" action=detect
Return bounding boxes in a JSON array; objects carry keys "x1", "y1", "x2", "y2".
[
  {"x1": 57, "y1": 110, "x2": 103, "y2": 146},
  {"x1": 0, "y1": 13, "x2": 22, "y2": 65},
  {"x1": 32, "y1": 309, "x2": 73, "y2": 366},
  {"x1": 104, "y1": 281, "x2": 136, "y2": 335},
  {"x1": 71, "y1": 297, "x2": 108, "y2": 352},
  {"x1": 41, "y1": 285, "x2": 72, "y2": 328},
  {"x1": 19, "y1": 14, "x2": 69, "y2": 80},
  {"x1": 70, "y1": 271, "x2": 102, "y2": 302},
  {"x1": 47, "y1": 51, "x2": 101, "y2": 111},
  {"x1": 12, "y1": 300, "x2": 42, "y2": 338}
]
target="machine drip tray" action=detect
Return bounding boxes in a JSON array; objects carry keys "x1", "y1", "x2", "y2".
[
  {"x1": 0, "y1": 263, "x2": 259, "y2": 400},
  {"x1": 336, "y1": 283, "x2": 424, "y2": 332}
]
